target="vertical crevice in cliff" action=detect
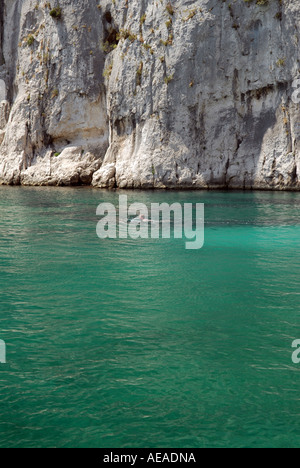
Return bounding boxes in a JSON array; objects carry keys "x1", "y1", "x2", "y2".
[
  {"x1": 0, "y1": 1, "x2": 4, "y2": 66},
  {"x1": 3, "y1": 0, "x2": 22, "y2": 103}
]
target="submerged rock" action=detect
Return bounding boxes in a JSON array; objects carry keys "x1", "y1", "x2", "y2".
[{"x1": 0, "y1": 0, "x2": 299, "y2": 190}]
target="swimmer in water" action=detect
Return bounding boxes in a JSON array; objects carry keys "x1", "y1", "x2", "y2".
[{"x1": 135, "y1": 212, "x2": 155, "y2": 224}]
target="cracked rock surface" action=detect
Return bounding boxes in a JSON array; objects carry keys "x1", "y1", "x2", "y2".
[{"x1": 0, "y1": 0, "x2": 300, "y2": 190}]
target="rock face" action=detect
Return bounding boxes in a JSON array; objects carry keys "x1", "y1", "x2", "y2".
[{"x1": 0, "y1": 0, "x2": 300, "y2": 190}]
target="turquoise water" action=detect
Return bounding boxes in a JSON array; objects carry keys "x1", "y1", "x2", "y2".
[{"x1": 0, "y1": 186, "x2": 300, "y2": 448}]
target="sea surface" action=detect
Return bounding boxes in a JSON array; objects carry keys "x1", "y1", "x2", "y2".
[{"x1": 0, "y1": 186, "x2": 300, "y2": 448}]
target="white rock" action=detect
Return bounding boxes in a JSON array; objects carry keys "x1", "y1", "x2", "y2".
[{"x1": 0, "y1": 0, "x2": 299, "y2": 190}]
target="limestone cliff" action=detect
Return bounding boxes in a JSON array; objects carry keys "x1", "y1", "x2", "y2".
[{"x1": 0, "y1": 0, "x2": 299, "y2": 190}]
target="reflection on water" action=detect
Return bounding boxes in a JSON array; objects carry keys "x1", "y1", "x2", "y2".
[{"x1": 0, "y1": 187, "x2": 300, "y2": 448}]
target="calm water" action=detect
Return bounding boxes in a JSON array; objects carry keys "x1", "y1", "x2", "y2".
[{"x1": 0, "y1": 186, "x2": 300, "y2": 448}]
